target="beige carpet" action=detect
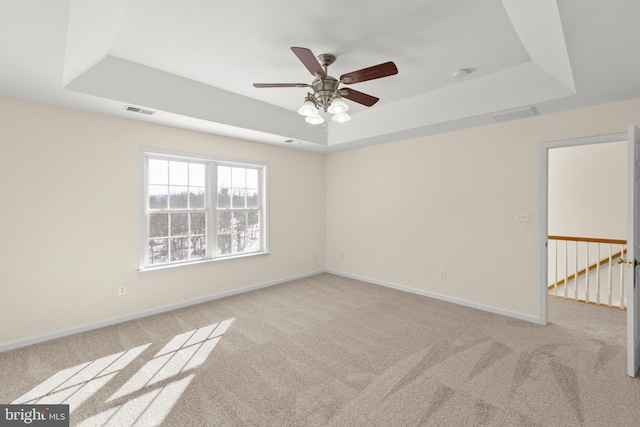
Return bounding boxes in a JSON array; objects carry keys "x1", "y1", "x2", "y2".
[{"x1": 0, "y1": 273, "x2": 638, "y2": 426}]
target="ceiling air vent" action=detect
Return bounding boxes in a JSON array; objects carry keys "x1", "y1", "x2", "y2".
[
  {"x1": 124, "y1": 105, "x2": 155, "y2": 116},
  {"x1": 492, "y1": 107, "x2": 537, "y2": 123}
]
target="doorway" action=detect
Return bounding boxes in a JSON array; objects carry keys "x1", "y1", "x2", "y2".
[
  {"x1": 541, "y1": 128, "x2": 640, "y2": 377},
  {"x1": 539, "y1": 132, "x2": 626, "y2": 324},
  {"x1": 548, "y1": 139, "x2": 627, "y2": 308}
]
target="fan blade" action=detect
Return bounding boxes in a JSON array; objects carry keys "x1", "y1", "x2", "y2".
[
  {"x1": 253, "y1": 83, "x2": 310, "y2": 88},
  {"x1": 291, "y1": 47, "x2": 326, "y2": 78},
  {"x1": 341, "y1": 88, "x2": 379, "y2": 107},
  {"x1": 340, "y1": 61, "x2": 398, "y2": 84}
]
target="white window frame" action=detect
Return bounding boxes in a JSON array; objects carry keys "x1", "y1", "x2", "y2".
[{"x1": 139, "y1": 147, "x2": 269, "y2": 271}]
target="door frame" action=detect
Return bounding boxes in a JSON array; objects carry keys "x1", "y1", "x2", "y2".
[
  {"x1": 626, "y1": 125, "x2": 640, "y2": 377},
  {"x1": 539, "y1": 132, "x2": 626, "y2": 325}
]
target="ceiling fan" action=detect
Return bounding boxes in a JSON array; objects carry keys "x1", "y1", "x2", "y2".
[{"x1": 253, "y1": 47, "x2": 398, "y2": 124}]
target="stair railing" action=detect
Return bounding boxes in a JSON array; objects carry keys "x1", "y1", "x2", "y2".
[{"x1": 548, "y1": 235, "x2": 627, "y2": 309}]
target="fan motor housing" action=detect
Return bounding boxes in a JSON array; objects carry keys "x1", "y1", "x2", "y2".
[{"x1": 311, "y1": 76, "x2": 339, "y2": 112}]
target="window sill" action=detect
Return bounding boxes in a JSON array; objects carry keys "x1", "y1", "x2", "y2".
[{"x1": 138, "y1": 251, "x2": 270, "y2": 273}]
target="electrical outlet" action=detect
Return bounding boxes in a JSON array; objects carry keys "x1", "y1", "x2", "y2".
[
  {"x1": 515, "y1": 211, "x2": 529, "y2": 222},
  {"x1": 341, "y1": 254, "x2": 344, "y2": 260},
  {"x1": 440, "y1": 269, "x2": 447, "y2": 279},
  {"x1": 118, "y1": 285, "x2": 127, "y2": 296}
]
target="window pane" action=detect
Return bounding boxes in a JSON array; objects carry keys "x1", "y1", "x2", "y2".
[
  {"x1": 217, "y1": 212, "x2": 232, "y2": 233},
  {"x1": 190, "y1": 236, "x2": 206, "y2": 259},
  {"x1": 149, "y1": 213, "x2": 168, "y2": 238},
  {"x1": 170, "y1": 237, "x2": 189, "y2": 261},
  {"x1": 189, "y1": 163, "x2": 205, "y2": 186},
  {"x1": 247, "y1": 212, "x2": 260, "y2": 252},
  {"x1": 217, "y1": 188, "x2": 230, "y2": 208},
  {"x1": 190, "y1": 187, "x2": 205, "y2": 208},
  {"x1": 232, "y1": 167, "x2": 246, "y2": 188},
  {"x1": 218, "y1": 166, "x2": 231, "y2": 188},
  {"x1": 233, "y1": 212, "x2": 246, "y2": 232},
  {"x1": 248, "y1": 212, "x2": 260, "y2": 230},
  {"x1": 149, "y1": 185, "x2": 168, "y2": 209},
  {"x1": 148, "y1": 238, "x2": 168, "y2": 265},
  {"x1": 247, "y1": 190, "x2": 259, "y2": 209},
  {"x1": 217, "y1": 234, "x2": 232, "y2": 255},
  {"x1": 191, "y1": 212, "x2": 206, "y2": 235},
  {"x1": 170, "y1": 186, "x2": 188, "y2": 209},
  {"x1": 246, "y1": 169, "x2": 258, "y2": 189},
  {"x1": 232, "y1": 189, "x2": 246, "y2": 208},
  {"x1": 169, "y1": 161, "x2": 188, "y2": 186},
  {"x1": 148, "y1": 159, "x2": 168, "y2": 185},
  {"x1": 246, "y1": 235, "x2": 260, "y2": 253},
  {"x1": 233, "y1": 233, "x2": 246, "y2": 253},
  {"x1": 171, "y1": 213, "x2": 188, "y2": 236}
]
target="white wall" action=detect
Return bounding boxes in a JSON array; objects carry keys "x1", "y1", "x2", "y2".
[
  {"x1": 0, "y1": 96, "x2": 326, "y2": 347},
  {"x1": 326, "y1": 97, "x2": 640, "y2": 319},
  {"x1": 549, "y1": 141, "x2": 627, "y2": 239},
  {"x1": 3, "y1": 94, "x2": 640, "y2": 347}
]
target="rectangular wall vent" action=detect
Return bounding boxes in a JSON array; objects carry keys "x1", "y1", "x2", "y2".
[
  {"x1": 492, "y1": 107, "x2": 537, "y2": 123},
  {"x1": 124, "y1": 105, "x2": 155, "y2": 116}
]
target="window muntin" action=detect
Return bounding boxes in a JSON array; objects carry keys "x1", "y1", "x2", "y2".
[{"x1": 143, "y1": 153, "x2": 266, "y2": 269}]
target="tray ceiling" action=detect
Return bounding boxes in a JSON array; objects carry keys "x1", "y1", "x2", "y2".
[{"x1": 1, "y1": 0, "x2": 639, "y2": 152}]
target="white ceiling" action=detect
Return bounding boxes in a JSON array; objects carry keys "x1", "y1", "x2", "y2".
[{"x1": 1, "y1": 0, "x2": 640, "y2": 153}]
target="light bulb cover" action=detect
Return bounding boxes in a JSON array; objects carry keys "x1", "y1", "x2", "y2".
[
  {"x1": 327, "y1": 98, "x2": 349, "y2": 114},
  {"x1": 331, "y1": 112, "x2": 351, "y2": 123},
  {"x1": 305, "y1": 114, "x2": 324, "y2": 125},
  {"x1": 298, "y1": 100, "x2": 318, "y2": 116}
]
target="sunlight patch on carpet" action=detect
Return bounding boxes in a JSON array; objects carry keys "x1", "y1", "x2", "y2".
[
  {"x1": 11, "y1": 319, "x2": 235, "y2": 426},
  {"x1": 11, "y1": 343, "x2": 150, "y2": 411},
  {"x1": 81, "y1": 319, "x2": 233, "y2": 426}
]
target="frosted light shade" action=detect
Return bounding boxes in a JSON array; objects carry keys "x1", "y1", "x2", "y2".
[
  {"x1": 327, "y1": 98, "x2": 349, "y2": 114},
  {"x1": 305, "y1": 114, "x2": 324, "y2": 125},
  {"x1": 298, "y1": 100, "x2": 318, "y2": 116},
  {"x1": 331, "y1": 113, "x2": 351, "y2": 123}
]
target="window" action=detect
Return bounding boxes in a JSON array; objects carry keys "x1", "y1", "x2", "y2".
[{"x1": 140, "y1": 149, "x2": 267, "y2": 269}]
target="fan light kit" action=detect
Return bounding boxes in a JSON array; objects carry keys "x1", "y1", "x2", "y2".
[{"x1": 254, "y1": 47, "x2": 398, "y2": 125}]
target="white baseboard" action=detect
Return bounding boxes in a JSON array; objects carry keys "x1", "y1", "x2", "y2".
[
  {"x1": 0, "y1": 270, "x2": 325, "y2": 352},
  {"x1": 1, "y1": 268, "x2": 542, "y2": 352},
  {"x1": 326, "y1": 269, "x2": 542, "y2": 324}
]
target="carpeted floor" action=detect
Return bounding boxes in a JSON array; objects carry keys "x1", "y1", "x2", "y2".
[{"x1": 0, "y1": 273, "x2": 638, "y2": 426}]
